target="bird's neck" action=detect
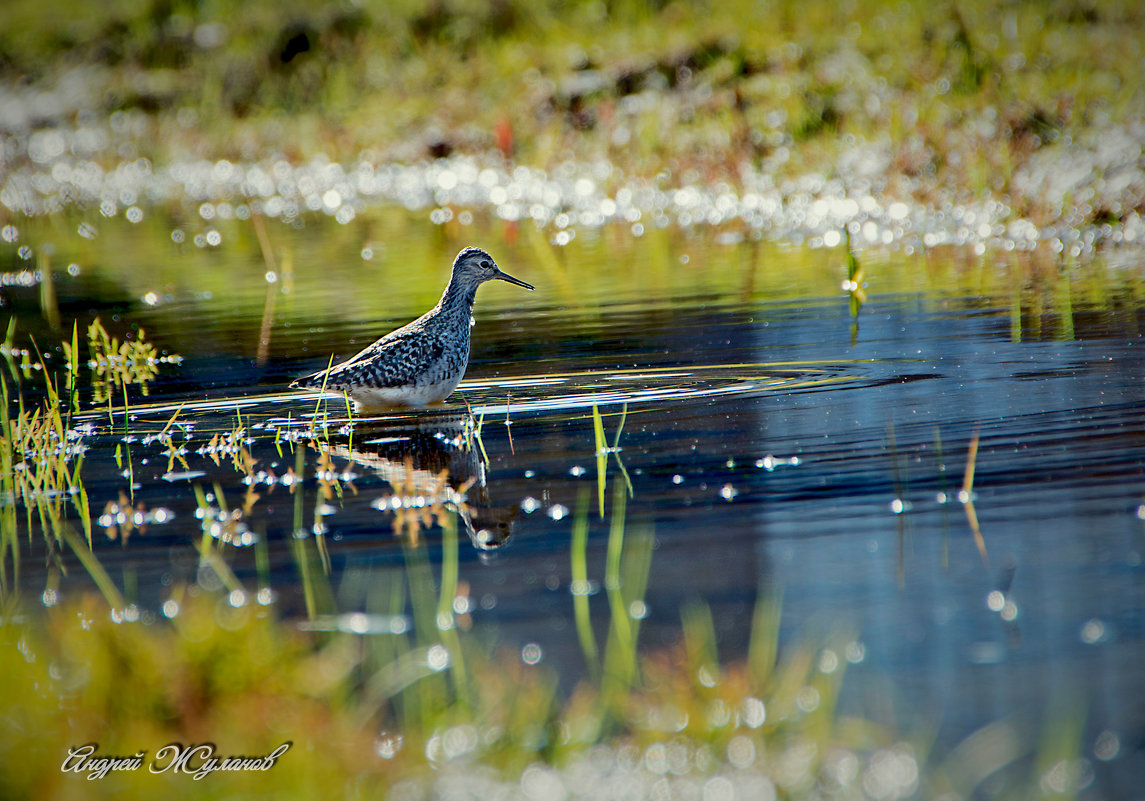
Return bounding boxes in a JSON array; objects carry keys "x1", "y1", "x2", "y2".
[{"x1": 438, "y1": 276, "x2": 477, "y2": 317}]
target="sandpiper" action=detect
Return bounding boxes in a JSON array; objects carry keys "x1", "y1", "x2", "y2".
[{"x1": 290, "y1": 246, "x2": 533, "y2": 407}]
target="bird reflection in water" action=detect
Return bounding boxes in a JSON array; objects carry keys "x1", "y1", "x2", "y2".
[{"x1": 318, "y1": 414, "x2": 519, "y2": 554}]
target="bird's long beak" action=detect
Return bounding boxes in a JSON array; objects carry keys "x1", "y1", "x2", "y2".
[{"x1": 494, "y1": 268, "x2": 534, "y2": 291}]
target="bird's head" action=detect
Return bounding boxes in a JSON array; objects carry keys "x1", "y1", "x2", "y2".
[{"x1": 452, "y1": 247, "x2": 534, "y2": 291}]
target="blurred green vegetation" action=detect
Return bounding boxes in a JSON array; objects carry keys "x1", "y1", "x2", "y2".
[
  {"x1": 2, "y1": 0, "x2": 1143, "y2": 220},
  {"x1": 6, "y1": 209, "x2": 1142, "y2": 365},
  {"x1": 0, "y1": 586, "x2": 877, "y2": 799}
]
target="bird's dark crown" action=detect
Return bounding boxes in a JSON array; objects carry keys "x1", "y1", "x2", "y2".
[{"x1": 451, "y1": 247, "x2": 498, "y2": 282}]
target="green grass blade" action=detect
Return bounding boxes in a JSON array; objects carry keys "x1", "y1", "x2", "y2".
[
  {"x1": 61, "y1": 525, "x2": 125, "y2": 609},
  {"x1": 592, "y1": 402, "x2": 606, "y2": 518},
  {"x1": 748, "y1": 586, "x2": 784, "y2": 688},
  {"x1": 571, "y1": 487, "x2": 599, "y2": 678}
]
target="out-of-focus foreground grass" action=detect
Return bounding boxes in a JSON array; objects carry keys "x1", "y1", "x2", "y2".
[{"x1": 0, "y1": 532, "x2": 887, "y2": 800}]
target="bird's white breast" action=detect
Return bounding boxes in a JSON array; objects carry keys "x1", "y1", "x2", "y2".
[{"x1": 348, "y1": 371, "x2": 464, "y2": 408}]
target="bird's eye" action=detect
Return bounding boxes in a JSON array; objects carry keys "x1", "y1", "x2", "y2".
[{"x1": 480, "y1": 260, "x2": 492, "y2": 269}]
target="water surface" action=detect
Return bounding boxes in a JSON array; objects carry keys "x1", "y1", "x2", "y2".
[{"x1": 4, "y1": 213, "x2": 1144, "y2": 795}]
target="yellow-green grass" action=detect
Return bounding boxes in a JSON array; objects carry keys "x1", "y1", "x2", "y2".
[{"x1": 1, "y1": 1, "x2": 1142, "y2": 223}]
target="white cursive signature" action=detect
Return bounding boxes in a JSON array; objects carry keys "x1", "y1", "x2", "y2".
[
  {"x1": 60, "y1": 744, "x2": 146, "y2": 781},
  {"x1": 61, "y1": 742, "x2": 292, "y2": 780}
]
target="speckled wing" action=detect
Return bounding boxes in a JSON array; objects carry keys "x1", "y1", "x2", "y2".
[{"x1": 293, "y1": 326, "x2": 446, "y2": 390}]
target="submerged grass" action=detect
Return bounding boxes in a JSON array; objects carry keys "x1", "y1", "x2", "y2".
[
  {"x1": 75, "y1": 318, "x2": 178, "y2": 405},
  {"x1": 570, "y1": 486, "x2": 599, "y2": 678},
  {"x1": 0, "y1": 318, "x2": 186, "y2": 605},
  {"x1": 0, "y1": 369, "x2": 91, "y2": 567},
  {"x1": 591, "y1": 401, "x2": 632, "y2": 519}
]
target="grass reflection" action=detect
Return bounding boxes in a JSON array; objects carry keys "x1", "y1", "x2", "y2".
[
  {"x1": 568, "y1": 495, "x2": 598, "y2": 683},
  {"x1": 76, "y1": 318, "x2": 180, "y2": 405}
]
